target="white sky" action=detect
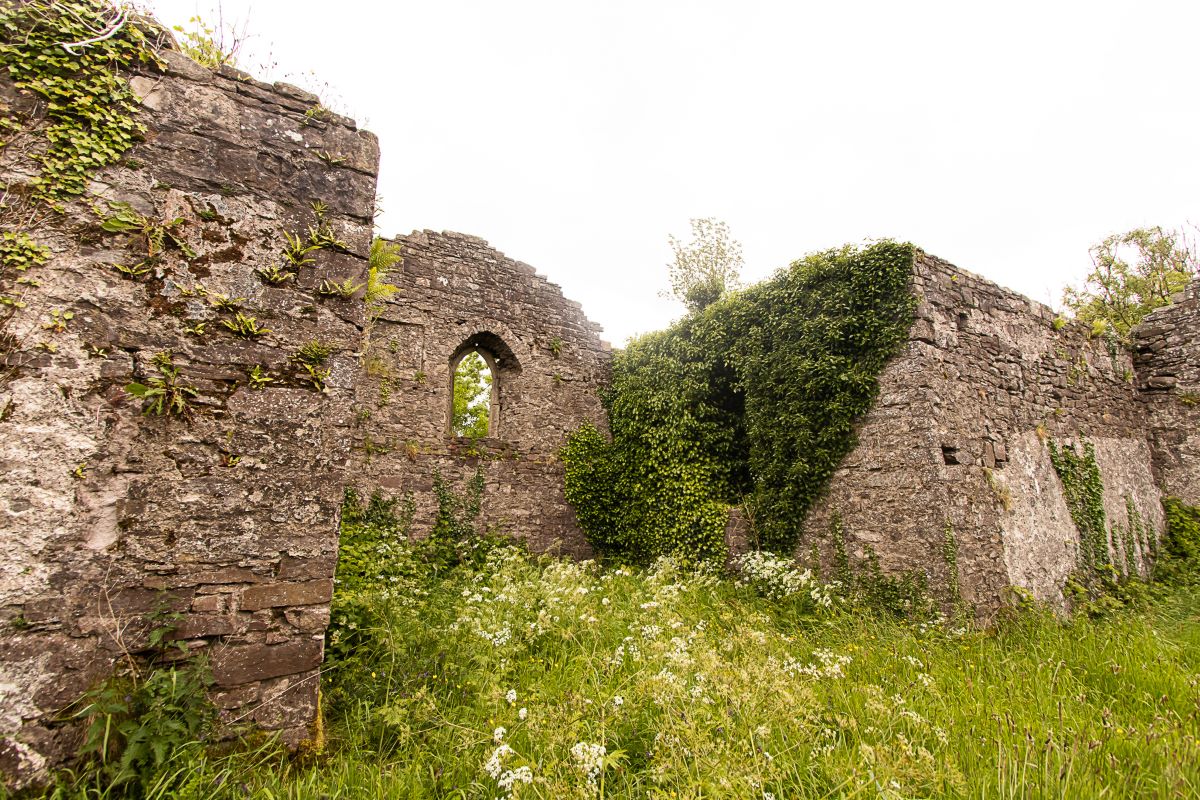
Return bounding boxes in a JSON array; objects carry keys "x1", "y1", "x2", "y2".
[{"x1": 143, "y1": 0, "x2": 1200, "y2": 345}]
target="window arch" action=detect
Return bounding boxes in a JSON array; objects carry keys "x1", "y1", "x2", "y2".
[
  {"x1": 450, "y1": 348, "x2": 495, "y2": 437},
  {"x1": 448, "y1": 332, "x2": 520, "y2": 439}
]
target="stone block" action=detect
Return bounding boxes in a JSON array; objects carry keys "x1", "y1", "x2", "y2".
[
  {"x1": 239, "y1": 580, "x2": 333, "y2": 611},
  {"x1": 212, "y1": 639, "x2": 323, "y2": 687}
]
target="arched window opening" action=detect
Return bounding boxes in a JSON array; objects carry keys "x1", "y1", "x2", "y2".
[{"x1": 451, "y1": 350, "x2": 494, "y2": 438}]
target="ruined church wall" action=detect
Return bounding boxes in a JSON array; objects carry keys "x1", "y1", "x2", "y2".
[
  {"x1": 799, "y1": 252, "x2": 1163, "y2": 613},
  {"x1": 0, "y1": 50, "x2": 378, "y2": 780},
  {"x1": 351, "y1": 230, "x2": 611, "y2": 557},
  {"x1": 1134, "y1": 279, "x2": 1200, "y2": 506}
]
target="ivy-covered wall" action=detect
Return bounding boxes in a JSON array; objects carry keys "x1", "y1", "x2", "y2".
[
  {"x1": 798, "y1": 252, "x2": 1165, "y2": 615},
  {"x1": 562, "y1": 241, "x2": 916, "y2": 562},
  {"x1": 0, "y1": 8, "x2": 379, "y2": 783}
]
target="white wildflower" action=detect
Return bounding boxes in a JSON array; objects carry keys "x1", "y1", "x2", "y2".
[
  {"x1": 484, "y1": 743, "x2": 514, "y2": 778},
  {"x1": 498, "y1": 765, "x2": 533, "y2": 792},
  {"x1": 571, "y1": 741, "x2": 607, "y2": 784}
]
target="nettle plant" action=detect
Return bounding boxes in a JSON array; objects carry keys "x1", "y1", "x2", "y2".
[{"x1": 563, "y1": 241, "x2": 916, "y2": 562}]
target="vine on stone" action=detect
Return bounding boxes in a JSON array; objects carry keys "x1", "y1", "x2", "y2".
[
  {"x1": 1048, "y1": 440, "x2": 1110, "y2": 576},
  {"x1": 563, "y1": 241, "x2": 917, "y2": 562},
  {"x1": 0, "y1": 0, "x2": 161, "y2": 209}
]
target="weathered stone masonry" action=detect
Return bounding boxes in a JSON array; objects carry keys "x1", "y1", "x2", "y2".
[
  {"x1": 352, "y1": 230, "x2": 610, "y2": 556},
  {"x1": 1135, "y1": 279, "x2": 1200, "y2": 507},
  {"x1": 799, "y1": 253, "x2": 1166, "y2": 613},
  {"x1": 1, "y1": 49, "x2": 381, "y2": 779}
]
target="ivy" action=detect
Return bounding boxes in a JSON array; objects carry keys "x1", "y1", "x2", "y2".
[
  {"x1": 1156, "y1": 497, "x2": 1200, "y2": 585},
  {"x1": 563, "y1": 241, "x2": 916, "y2": 561},
  {"x1": 0, "y1": 0, "x2": 159, "y2": 208},
  {"x1": 942, "y1": 518, "x2": 961, "y2": 604},
  {"x1": 1048, "y1": 440, "x2": 1110, "y2": 575},
  {"x1": 0, "y1": 231, "x2": 50, "y2": 273},
  {"x1": 1116, "y1": 495, "x2": 1146, "y2": 577}
]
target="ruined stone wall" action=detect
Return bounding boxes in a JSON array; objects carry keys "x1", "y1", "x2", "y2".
[
  {"x1": 1134, "y1": 279, "x2": 1200, "y2": 506},
  {"x1": 799, "y1": 252, "x2": 1164, "y2": 614},
  {"x1": 0, "y1": 49, "x2": 379, "y2": 781},
  {"x1": 352, "y1": 230, "x2": 610, "y2": 556}
]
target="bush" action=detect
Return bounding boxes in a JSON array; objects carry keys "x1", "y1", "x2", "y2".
[
  {"x1": 54, "y1": 660, "x2": 215, "y2": 797},
  {"x1": 563, "y1": 241, "x2": 916, "y2": 562}
]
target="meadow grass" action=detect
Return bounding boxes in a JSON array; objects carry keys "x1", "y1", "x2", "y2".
[{"x1": 42, "y1": 544, "x2": 1197, "y2": 799}]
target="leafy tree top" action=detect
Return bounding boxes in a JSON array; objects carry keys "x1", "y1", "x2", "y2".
[{"x1": 1063, "y1": 227, "x2": 1196, "y2": 340}]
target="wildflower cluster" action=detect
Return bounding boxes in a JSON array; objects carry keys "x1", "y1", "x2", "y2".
[
  {"x1": 312, "y1": 534, "x2": 1200, "y2": 799},
  {"x1": 732, "y1": 549, "x2": 837, "y2": 608}
]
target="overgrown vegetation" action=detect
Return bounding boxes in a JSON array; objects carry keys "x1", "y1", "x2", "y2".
[
  {"x1": 563, "y1": 241, "x2": 917, "y2": 562},
  {"x1": 1157, "y1": 497, "x2": 1200, "y2": 585},
  {"x1": 1062, "y1": 226, "x2": 1196, "y2": 341},
  {"x1": 39, "y1": 615, "x2": 217, "y2": 798},
  {"x1": 0, "y1": 0, "x2": 160, "y2": 208},
  {"x1": 28, "y1": 528, "x2": 1200, "y2": 799}
]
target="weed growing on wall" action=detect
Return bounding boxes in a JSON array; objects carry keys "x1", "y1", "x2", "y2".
[
  {"x1": 45, "y1": 612, "x2": 216, "y2": 797},
  {"x1": 0, "y1": 0, "x2": 160, "y2": 208},
  {"x1": 563, "y1": 241, "x2": 916, "y2": 561}
]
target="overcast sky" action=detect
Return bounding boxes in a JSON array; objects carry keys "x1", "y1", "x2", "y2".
[{"x1": 143, "y1": 1, "x2": 1200, "y2": 345}]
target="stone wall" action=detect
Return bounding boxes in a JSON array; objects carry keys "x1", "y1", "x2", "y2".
[
  {"x1": 0, "y1": 49, "x2": 379, "y2": 782},
  {"x1": 798, "y1": 251, "x2": 1164, "y2": 614},
  {"x1": 1, "y1": 12, "x2": 1194, "y2": 788},
  {"x1": 351, "y1": 230, "x2": 610, "y2": 556},
  {"x1": 1134, "y1": 279, "x2": 1200, "y2": 506}
]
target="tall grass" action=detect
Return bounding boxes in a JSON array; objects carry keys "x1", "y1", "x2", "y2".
[{"x1": 33, "y1": 543, "x2": 1198, "y2": 799}]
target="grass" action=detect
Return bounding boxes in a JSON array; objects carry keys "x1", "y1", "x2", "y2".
[{"x1": 30, "y1": 532, "x2": 1200, "y2": 799}]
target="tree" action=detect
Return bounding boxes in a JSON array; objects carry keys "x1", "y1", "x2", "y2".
[
  {"x1": 1063, "y1": 226, "x2": 1196, "y2": 340},
  {"x1": 665, "y1": 218, "x2": 744, "y2": 313},
  {"x1": 451, "y1": 351, "x2": 491, "y2": 438}
]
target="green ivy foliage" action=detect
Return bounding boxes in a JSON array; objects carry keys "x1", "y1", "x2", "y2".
[
  {"x1": 563, "y1": 241, "x2": 917, "y2": 561},
  {"x1": 0, "y1": 0, "x2": 159, "y2": 208},
  {"x1": 1048, "y1": 440, "x2": 1110, "y2": 575},
  {"x1": 1157, "y1": 497, "x2": 1200, "y2": 585},
  {"x1": 0, "y1": 230, "x2": 50, "y2": 273}
]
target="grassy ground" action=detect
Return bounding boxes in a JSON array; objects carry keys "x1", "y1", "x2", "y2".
[{"x1": 39, "y1": 542, "x2": 1199, "y2": 799}]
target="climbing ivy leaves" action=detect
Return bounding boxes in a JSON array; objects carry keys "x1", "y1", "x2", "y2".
[
  {"x1": 563, "y1": 241, "x2": 917, "y2": 562},
  {"x1": 1048, "y1": 440, "x2": 1110, "y2": 575},
  {"x1": 0, "y1": 0, "x2": 160, "y2": 208}
]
